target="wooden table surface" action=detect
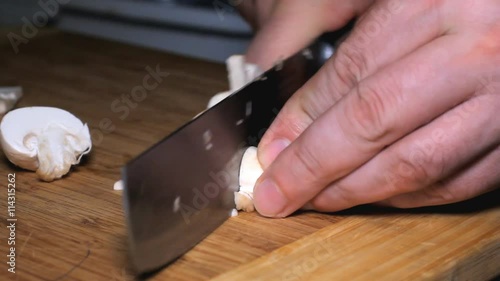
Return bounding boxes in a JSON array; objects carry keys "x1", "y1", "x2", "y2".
[{"x1": 0, "y1": 29, "x2": 498, "y2": 281}]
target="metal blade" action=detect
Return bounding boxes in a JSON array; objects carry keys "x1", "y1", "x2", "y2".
[{"x1": 123, "y1": 26, "x2": 351, "y2": 274}]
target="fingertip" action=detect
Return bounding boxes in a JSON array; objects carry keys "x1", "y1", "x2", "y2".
[{"x1": 253, "y1": 178, "x2": 288, "y2": 218}]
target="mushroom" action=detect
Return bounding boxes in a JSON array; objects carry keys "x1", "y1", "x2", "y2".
[
  {"x1": 0, "y1": 106, "x2": 92, "y2": 181},
  {"x1": 113, "y1": 179, "x2": 124, "y2": 191},
  {"x1": 207, "y1": 91, "x2": 231, "y2": 109},
  {"x1": 207, "y1": 55, "x2": 262, "y2": 109},
  {"x1": 234, "y1": 146, "x2": 263, "y2": 212},
  {"x1": 0, "y1": 86, "x2": 23, "y2": 115}
]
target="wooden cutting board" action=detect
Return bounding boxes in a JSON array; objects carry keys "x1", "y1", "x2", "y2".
[{"x1": 0, "y1": 29, "x2": 498, "y2": 281}]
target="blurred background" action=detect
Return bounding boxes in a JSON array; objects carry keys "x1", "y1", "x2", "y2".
[{"x1": 0, "y1": 0, "x2": 253, "y2": 62}]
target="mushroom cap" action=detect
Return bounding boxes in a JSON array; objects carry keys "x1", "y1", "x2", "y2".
[{"x1": 0, "y1": 106, "x2": 91, "y2": 171}]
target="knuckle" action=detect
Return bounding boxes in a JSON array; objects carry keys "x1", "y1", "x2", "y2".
[
  {"x1": 475, "y1": 27, "x2": 500, "y2": 61},
  {"x1": 333, "y1": 182, "x2": 359, "y2": 206},
  {"x1": 332, "y1": 42, "x2": 370, "y2": 88},
  {"x1": 343, "y1": 82, "x2": 392, "y2": 146},
  {"x1": 297, "y1": 80, "x2": 334, "y2": 121},
  {"x1": 452, "y1": 1, "x2": 500, "y2": 34},
  {"x1": 395, "y1": 155, "x2": 429, "y2": 189},
  {"x1": 391, "y1": 144, "x2": 447, "y2": 190},
  {"x1": 277, "y1": 115, "x2": 309, "y2": 140}
]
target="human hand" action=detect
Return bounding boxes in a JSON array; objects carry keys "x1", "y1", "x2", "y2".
[
  {"x1": 237, "y1": 0, "x2": 374, "y2": 70},
  {"x1": 252, "y1": 0, "x2": 500, "y2": 217}
]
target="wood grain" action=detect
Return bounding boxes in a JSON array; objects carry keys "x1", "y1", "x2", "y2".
[{"x1": 0, "y1": 29, "x2": 498, "y2": 281}]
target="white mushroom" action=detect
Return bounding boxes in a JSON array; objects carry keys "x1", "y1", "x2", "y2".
[
  {"x1": 227, "y1": 55, "x2": 247, "y2": 91},
  {"x1": 230, "y1": 208, "x2": 239, "y2": 217},
  {"x1": 206, "y1": 91, "x2": 231, "y2": 109},
  {"x1": 207, "y1": 55, "x2": 262, "y2": 109},
  {"x1": 113, "y1": 179, "x2": 124, "y2": 191},
  {"x1": 0, "y1": 86, "x2": 23, "y2": 115},
  {"x1": 234, "y1": 146, "x2": 263, "y2": 212},
  {"x1": 0, "y1": 106, "x2": 92, "y2": 181}
]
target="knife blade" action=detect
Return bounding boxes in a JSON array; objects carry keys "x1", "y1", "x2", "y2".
[{"x1": 123, "y1": 25, "x2": 352, "y2": 274}]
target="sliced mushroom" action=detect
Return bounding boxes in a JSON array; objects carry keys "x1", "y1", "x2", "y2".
[
  {"x1": 113, "y1": 179, "x2": 124, "y2": 191},
  {"x1": 207, "y1": 55, "x2": 262, "y2": 109},
  {"x1": 0, "y1": 106, "x2": 92, "y2": 181},
  {"x1": 235, "y1": 146, "x2": 263, "y2": 212},
  {"x1": 0, "y1": 86, "x2": 23, "y2": 115},
  {"x1": 207, "y1": 91, "x2": 231, "y2": 109}
]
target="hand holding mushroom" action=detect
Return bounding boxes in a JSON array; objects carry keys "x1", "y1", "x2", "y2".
[{"x1": 240, "y1": 1, "x2": 500, "y2": 217}]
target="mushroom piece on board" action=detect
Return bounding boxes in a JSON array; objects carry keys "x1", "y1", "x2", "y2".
[{"x1": 0, "y1": 107, "x2": 92, "y2": 181}]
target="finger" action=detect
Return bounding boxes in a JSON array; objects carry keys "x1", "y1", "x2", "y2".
[
  {"x1": 253, "y1": 33, "x2": 494, "y2": 217},
  {"x1": 258, "y1": 0, "x2": 447, "y2": 167},
  {"x1": 379, "y1": 145, "x2": 500, "y2": 208},
  {"x1": 309, "y1": 93, "x2": 500, "y2": 212},
  {"x1": 245, "y1": 0, "x2": 361, "y2": 71}
]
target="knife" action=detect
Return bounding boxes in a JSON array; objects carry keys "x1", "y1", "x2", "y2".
[{"x1": 122, "y1": 24, "x2": 352, "y2": 274}]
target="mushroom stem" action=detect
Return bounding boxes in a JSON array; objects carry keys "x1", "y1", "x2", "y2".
[{"x1": 36, "y1": 123, "x2": 91, "y2": 181}]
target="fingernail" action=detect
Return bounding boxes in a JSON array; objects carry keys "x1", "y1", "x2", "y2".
[
  {"x1": 254, "y1": 179, "x2": 287, "y2": 217},
  {"x1": 260, "y1": 138, "x2": 290, "y2": 167}
]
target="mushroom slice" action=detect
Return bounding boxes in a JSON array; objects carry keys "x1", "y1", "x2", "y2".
[
  {"x1": 0, "y1": 106, "x2": 92, "y2": 181},
  {"x1": 235, "y1": 146, "x2": 263, "y2": 212},
  {"x1": 207, "y1": 55, "x2": 262, "y2": 109},
  {"x1": 207, "y1": 91, "x2": 231, "y2": 109},
  {"x1": 0, "y1": 86, "x2": 23, "y2": 115},
  {"x1": 113, "y1": 180, "x2": 124, "y2": 191}
]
